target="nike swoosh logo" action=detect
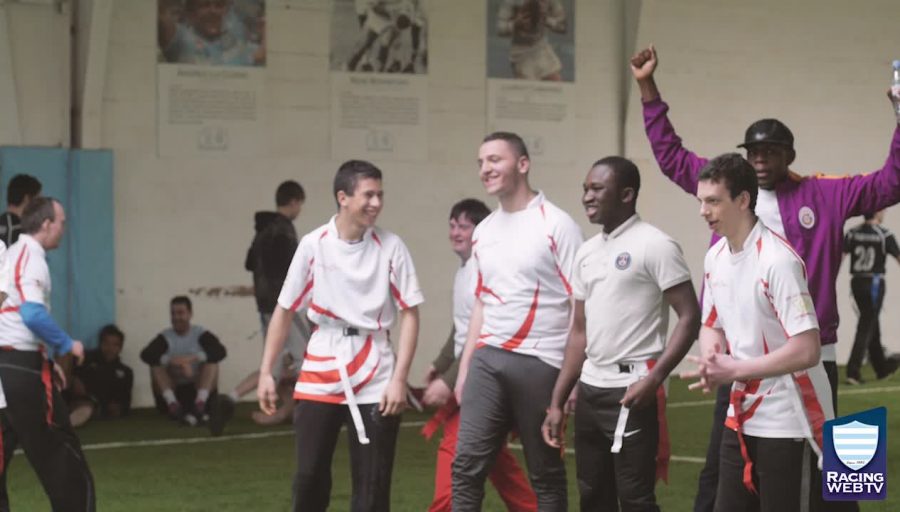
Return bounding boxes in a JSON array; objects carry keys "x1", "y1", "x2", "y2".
[{"x1": 623, "y1": 429, "x2": 641, "y2": 438}]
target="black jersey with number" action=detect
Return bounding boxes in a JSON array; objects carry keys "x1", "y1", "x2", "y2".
[{"x1": 844, "y1": 224, "x2": 900, "y2": 276}]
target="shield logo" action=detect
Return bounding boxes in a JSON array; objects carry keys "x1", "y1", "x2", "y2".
[{"x1": 833, "y1": 420, "x2": 879, "y2": 471}]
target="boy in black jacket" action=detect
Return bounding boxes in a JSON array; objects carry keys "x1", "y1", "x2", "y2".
[{"x1": 226, "y1": 180, "x2": 310, "y2": 425}]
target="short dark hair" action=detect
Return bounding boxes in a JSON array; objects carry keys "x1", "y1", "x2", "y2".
[
  {"x1": 275, "y1": 180, "x2": 305, "y2": 206},
  {"x1": 333, "y1": 160, "x2": 382, "y2": 207},
  {"x1": 698, "y1": 153, "x2": 758, "y2": 211},
  {"x1": 592, "y1": 156, "x2": 641, "y2": 202},
  {"x1": 450, "y1": 199, "x2": 491, "y2": 226},
  {"x1": 7, "y1": 174, "x2": 42, "y2": 207},
  {"x1": 482, "y1": 132, "x2": 530, "y2": 160},
  {"x1": 21, "y1": 196, "x2": 58, "y2": 234},
  {"x1": 99, "y1": 324, "x2": 125, "y2": 344},
  {"x1": 170, "y1": 295, "x2": 193, "y2": 312}
]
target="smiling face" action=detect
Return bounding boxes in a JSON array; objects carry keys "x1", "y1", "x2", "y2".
[
  {"x1": 338, "y1": 177, "x2": 383, "y2": 229},
  {"x1": 582, "y1": 164, "x2": 621, "y2": 226},
  {"x1": 697, "y1": 179, "x2": 751, "y2": 238},
  {"x1": 477, "y1": 139, "x2": 528, "y2": 198},
  {"x1": 448, "y1": 213, "x2": 477, "y2": 260},
  {"x1": 170, "y1": 302, "x2": 193, "y2": 335},
  {"x1": 188, "y1": 0, "x2": 229, "y2": 40}
]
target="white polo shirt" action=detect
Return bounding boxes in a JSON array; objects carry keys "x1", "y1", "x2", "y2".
[
  {"x1": 452, "y1": 258, "x2": 478, "y2": 358},
  {"x1": 0, "y1": 235, "x2": 51, "y2": 351},
  {"x1": 471, "y1": 191, "x2": 583, "y2": 368},
  {"x1": 573, "y1": 215, "x2": 692, "y2": 388},
  {"x1": 278, "y1": 216, "x2": 424, "y2": 404},
  {"x1": 703, "y1": 221, "x2": 833, "y2": 441}
]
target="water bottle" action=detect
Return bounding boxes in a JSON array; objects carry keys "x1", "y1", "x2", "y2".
[{"x1": 892, "y1": 60, "x2": 900, "y2": 122}]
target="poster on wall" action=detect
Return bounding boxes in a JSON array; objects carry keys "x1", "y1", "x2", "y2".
[
  {"x1": 329, "y1": 0, "x2": 429, "y2": 161},
  {"x1": 486, "y1": 0, "x2": 576, "y2": 164},
  {"x1": 156, "y1": 0, "x2": 266, "y2": 157}
]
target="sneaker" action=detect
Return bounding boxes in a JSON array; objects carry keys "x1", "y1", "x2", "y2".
[
  {"x1": 69, "y1": 403, "x2": 94, "y2": 428},
  {"x1": 208, "y1": 394, "x2": 235, "y2": 437},
  {"x1": 877, "y1": 359, "x2": 900, "y2": 380},
  {"x1": 167, "y1": 402, "x2": 183, "y2": 421},
  {"x1": 845, "y1": 376, "x2": 864, "y2": 386},
  {"x1": 182, "y1": 413, "x2": 199, "y2": 427}
]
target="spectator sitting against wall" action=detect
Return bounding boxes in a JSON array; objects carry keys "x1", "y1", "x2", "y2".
[
  {"x1": 68, "y1": 324, "x2": 134, "y2": 428},
  {"x1": 141, "y1": 296, "x2": 232, "y2": 435}
]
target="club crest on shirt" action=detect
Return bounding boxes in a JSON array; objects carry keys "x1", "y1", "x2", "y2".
[
  {"x1": 615, "y1": 252, "x2": 631, "y2": 270},
  {"x1": 799, "y1": 206, "x2": 816, "y2": 229},
  {"x1": 792, "y1": 293, "x2": 816, "y2": 317}
]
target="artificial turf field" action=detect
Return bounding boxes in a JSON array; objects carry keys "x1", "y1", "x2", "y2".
[{"x1": 7, "y1": 366, "x2": 898, "y2": 511}]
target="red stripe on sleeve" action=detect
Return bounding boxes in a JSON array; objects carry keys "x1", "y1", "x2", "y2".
[{"x1": 390, "y1": 283, "x2": 410, "y2": 310}]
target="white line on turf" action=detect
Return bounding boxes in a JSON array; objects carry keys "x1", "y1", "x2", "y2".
[
  {"x1": 47, "y1": 385, "x2": 898, "y2": 461},
  {"x1": 667, "y1": 384, "x2": 899, "y2": 408},
  {"x1": 506, "y1": 443, "x2": 706, "y2": 464}
]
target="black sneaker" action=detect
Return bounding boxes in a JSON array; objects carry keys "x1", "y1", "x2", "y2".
[
  {"x1": 208, "y1": 394, "x2": 235, "y2": 437},
  {"x1": 167, "y1": 402, "x2": 184, "y2": 421},
  {"x1": 877, "y1": 358, "x2": 900, "y2": 380}
]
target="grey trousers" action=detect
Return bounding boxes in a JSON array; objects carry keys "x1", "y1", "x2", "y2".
[{"x1": 452, "y1": 346, "x2": 567, "y2": 511}]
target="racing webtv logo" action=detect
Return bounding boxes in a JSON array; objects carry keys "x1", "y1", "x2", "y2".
[{"x1": 823, "y1": 407, "x2": 886, "y2": 501}]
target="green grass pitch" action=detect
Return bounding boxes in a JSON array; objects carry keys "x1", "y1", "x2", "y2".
[{"x1": 6, "y1": 366, "x2": 898, "y2": 510}]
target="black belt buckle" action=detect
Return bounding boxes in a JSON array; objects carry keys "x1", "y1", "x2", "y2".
[
  {"x1": 618, "y1": 363, "x2": 632, "y2": 373},
  {"x1": 343, "y1": 327, "x2": 359, "y2": 337}
]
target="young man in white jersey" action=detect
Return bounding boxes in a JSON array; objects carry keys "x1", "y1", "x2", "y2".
[
  {"x1": 0, "y1": 197, "x2": 94, "y2": 511},
  {"x1": 684, "y1": 153, "x2": 834, "y2": 511},
  {"x1": 452, "y1": 132, "x2": 583, "y2": 511},
  {"x1": 421, "y1": 198, "x2": 537, "y2": 512},
  {"x1": 257, "y1": 160, "x2": 422, "y2": 512},
  {"x1": 542, "y1": 157, "x2": 700, "y2": 511}
]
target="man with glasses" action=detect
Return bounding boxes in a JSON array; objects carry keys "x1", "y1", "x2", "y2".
[{"x1": 630, "y1": 45, "x2": 900, "y2": 512}]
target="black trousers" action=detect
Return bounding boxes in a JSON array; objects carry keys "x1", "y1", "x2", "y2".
[
  {"x1": 452, "y1": 346, "x2": 567, "y2": 511},
  {"x1": 292, "y1": 400, "x2": 400, "y2": 512},
  {"x1": 0, "y1": 350, "x2": 95, "y2": 512},
  {"x1": 714, "y1": 429, "x2": 817, "y2": 512},
  {"x1": 693, "y1": 365, "x2": 855, "y2": 512},
  {"x1": 574, "y1": 382, "x2": 660, "y2": 512},
  {"x1": 847, "y1": 276, "x2": 889, "y2": 379}
]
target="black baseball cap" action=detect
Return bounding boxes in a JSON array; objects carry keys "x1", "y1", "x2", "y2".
[{"x1": 737, "y1": 119, "x2": 794, "y2": 149}]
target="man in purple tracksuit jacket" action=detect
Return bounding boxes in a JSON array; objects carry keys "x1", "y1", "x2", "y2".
[{"x1": 631, "y1": 46, "x2": 900, "y2": 512}]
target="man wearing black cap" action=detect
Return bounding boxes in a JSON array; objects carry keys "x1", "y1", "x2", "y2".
[{"x1": 631, "y1": 45, "x2": 900, "y2": 512}]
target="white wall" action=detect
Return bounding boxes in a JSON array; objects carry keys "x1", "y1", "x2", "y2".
[
  {"x1": 100, "y1": 0, "x2": 623, "y2": 406},
  {"x1": 5, "y1": 0, "x2": 900, "y2": 406},
  {"x1": 0, "y1": 1, "x2": 70, "y2": 146}
]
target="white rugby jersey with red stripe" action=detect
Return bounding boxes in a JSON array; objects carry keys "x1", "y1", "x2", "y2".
[
  {"x1": 471, "y1": 191, "x2": 583, "y2": 368},
  {"x1": 0, "y1": 235, "x2": 51, "y2": 350},
  {"x1": 277, "y1": 216, "x2": 424, "y2": 404},
  {"x1": 702, "y1": 221, "x2": 834, "y2": 444}
]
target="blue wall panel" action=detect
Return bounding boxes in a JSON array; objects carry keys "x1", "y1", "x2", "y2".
[{"x1": 0, "y1": 147, "x2": 115, "y2": 347}]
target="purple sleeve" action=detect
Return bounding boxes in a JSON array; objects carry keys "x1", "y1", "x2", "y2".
[
  {"x1": 642, "y1": 97, "x2": 710, "y2": 195},
  {"x1": 821, "y1": 125, "x2": 900, "y2": 220}
]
